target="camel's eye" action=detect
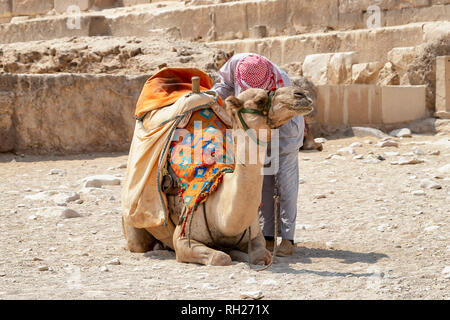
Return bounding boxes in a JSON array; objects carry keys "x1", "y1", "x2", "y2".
[
  {"x1": 255, "y1": 98, "x2": 265, "y2": 107},
  {"x1": 294, "y1": 91, "x2": 306, "y2": 98}
]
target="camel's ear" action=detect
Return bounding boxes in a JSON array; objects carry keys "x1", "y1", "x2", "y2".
[
  {"x1": 226, "y1": 50, "x2": 234, "y2": 59},
  {"x1": 224, "y1": 96, "x2": 243, "y2": 112}
]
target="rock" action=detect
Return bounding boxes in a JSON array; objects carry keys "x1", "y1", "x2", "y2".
[
  {"x1": 245, "y1": 277, "x2": 257, "y2": 284},
  {"x1": 424, "y1": 225, "x2": 440, "y2": 232},
  {"x1": 364, "y1": 139, "x2": 373, "y2": 144},
  {"x1": 202, "y1": 283, "x2": 217, "y2": 290},
  {"x1": 314, "y1": 194, "x2": 327, "y2": 199},
  {"x1": 81, "y1": 175, "x2": 122, "y2": 188},
  {"x1": 331, "y1": 155, "x2": 346, "y2": 160},
  {"x1": 100, "y1": 266, "x2": 109, "y2": 272},
  {"x1": 438, "y1": 164, "x2": 450, "y2": 174},
  {"x1": 353, "y1": 154, "x2": 363, "y2": 160},
  {"x1": 377, "y1": 224, "x2": 389, "y2": 232},
  {"x1": 377, "y1": 141, "x2": 399, "y2": 148},
  {"x1": 384, "y1": 151, "x2": 400, "y2": 157},
  {"x1": 337, "y1": 147, "x2": 356, "y2": 155},
  {"x1": 350, "y1": 142, "x2": 362, "y2": 148},
  {"x1": 351, "y1": 62, "x2": 383, "y2": 84},
  {"x1": 442, "y1": 266, "x2": 450, "y2": 278},
  {"x1": 315, "y1": 137, "x2": 327, "y2": 143},
  {"x1": 412, "y1": 147, "x2": 425, "y2": 156},
  {"x1": 61, "y1": 209, "x2": 82, "y2": 219},
  {"x1": 298, "y1": 178, "x2": 305, "y2": 184},
  {"x1": 302, "y1": 52, "x2": 357, "y2": 85},
  {"x1": 391, "y1": 157, "x2": 425, "y2": 165},
  {"x1": 420, "y1": 179, "x2": 442, "y2": 190},
  {"x1": 412, "y1": 190, "x2": 426, "y2": 196},
  {"x1": 428, "y1": 150, "x2": 440, "y2": 156},
  {"x1": 240, "y1": 290, "x2": 264, "y2": 300},
  {"x1": 28, "y1": 215, "x2": 37, "y2": 220},
  {"x1": 38, "y1": 266, "x2": 49, "y2": 272},
  {"x1": 262, "y1": 279, "x2": 277, "y2": 286},
  {"x1": 350, "y1": 127, "x2": 385, "y2": 139},
  {"x1": 48, "y1": 169, "x2": 66, "y2": 176},
  {"x1": 106, "y1": 258, "x2": 120, "y2": 265},
  {"x1": 389, "y1": 128, "x2": 412, "y2": 138},
  {"x1": 387, "y1": 46, "x2": 418, "y2": 83},
  {"x1": 377, "y1": 62, "x2": 400, "y2": 86}
]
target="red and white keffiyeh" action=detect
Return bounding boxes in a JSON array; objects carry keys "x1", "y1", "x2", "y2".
[{"x1": 235, "y1": 54, "x2": 284, "y2": 92}]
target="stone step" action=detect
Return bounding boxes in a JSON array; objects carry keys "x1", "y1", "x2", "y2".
[
  {"x1": 0, "y1": 0, "x2": 449, "y2": 44},
  {"x1": 210, "y1": 21, "x2": 450, "y2": 67}
]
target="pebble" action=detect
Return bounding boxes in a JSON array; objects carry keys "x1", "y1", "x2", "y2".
[
  {"x1": 28, "y1": 215, "x2": 37, "y2": 220},
  {"x1": 0, "y1": 272, "x2": 6, "y2": 277},
  {"x1": 337, "y1": 147, "x2": 356, "y2": 155},
  {"x1": 81, "y1": 175, "x2": 122, "y2": 188},
  {"x1": 298, "y1": 178, "x2": 305, "y2": 184},
  {"x1": 424, "y1": 225, "x2": 440, "y2": 232},
  {"x1": 106, "y1": 258, "x2": 121, "y2": 265},
  {"x1": 412, "y1": 190, "x2": 426, "y2": 196},
  {"x1": 377, "y1": 141, "x2": 399, "y2": 148},
  {"x1": 351, "y1": 127, "x2": 385, "y2": 138},
  {"x1": 245, "y1": 277, "x2": 257, "y2": 284},
  {"x1": 314, "y1": 194, "x2": 327, "y2": 199},
  {"x1": 420, "y1": 179, "x2": 442, "y2": 190},
  {"x1": 391, "y1": 157, "x2": 424, "y2": 165},
  {"x1": 314, "y1": 138, "x2": 327, "y2": 143},
  {"x1": 100, "y1": 266, "x2": 109, "y2": 272},
  {"x1": 350, "y1": 142, "x2": 363, "y2": 148},
  {"x1": 202, "y1": 283, "x2": 217, "y2": 290},
  {"x1": 428, "y1": 150, "x2": 440, "y2": 156},
  {"x1": 38, "y1": 266, "x2": 49, "y2": 272},
  {"x1": 364, "y1": 140, "x2": 373, "y2": 144},
  {"x1": 61, "y1": 209, "x2": 82, "y2": 219},
  {"x1": 240, "y1": 290, "x2": 264, "y2": 300},
  {"x1": 48, "y1": 169, "x2": 66, "y2": 176},
  {"x1": 228, "y1": 273, "x2": 235, "y2": 280},
  {"x1": 384, "y1": 151, "x2": 400, "y2": 157},
  {"x1": 331, "y1": 155, "x2": 346, "y2": 160},
  {"x1": 438, "y1": 164, "x2": 450, "y2": 174},
  {"x1": 442, "y1": 266, "x2": 450, "y2": 278},
  {"x1": 412, "y1": 147, "x2": 425, "y2": 156},
  {"x1": 389, "y1": 128, "x2": 412, "y2": 138},
  {"x1": 262, "y1": 279, "x2": 277, "y2": 286}
]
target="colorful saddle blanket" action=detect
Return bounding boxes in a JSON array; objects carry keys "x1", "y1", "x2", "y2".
[{"x1": 168, "y1": 107, "x2": 235, "y2": 220}]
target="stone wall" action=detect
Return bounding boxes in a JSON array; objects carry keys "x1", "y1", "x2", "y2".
[{"x1": 0, "y1": 73, "x2": 148, "y2": 153}]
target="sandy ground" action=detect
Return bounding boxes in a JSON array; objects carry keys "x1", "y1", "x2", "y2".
[{"x1": 0, "y1": 132, "x2": 449, "y2": 300}]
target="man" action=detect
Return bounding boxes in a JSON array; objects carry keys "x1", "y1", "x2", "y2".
[{"x1": 212, "y1": 53, "x2": 304, "y2": 256}]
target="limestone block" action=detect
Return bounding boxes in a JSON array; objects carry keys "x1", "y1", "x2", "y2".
[
  {"x1": 54, "y1": 0, "x2": 94, "y2": 13},
  {"x1": 352, "y1": 62, "x2": 383, "y2": 84},
  {"x1": 0, "y1": 0, "x2": 11, "y2": 17},
  {"x1": 302, "y1": 53, "x2": 334, "y2": 86},
  {"x1": 387, "y1": 47, "x2": 418, "y2": 73},
  {"x1": 6, "y1": 73, "x2": 147, "y2": 154},
  {"x1": 12, "y1": 0, "x2": 53, "y2": 16},
  {"x1": 303, "y1": 52, "x2": 357, "y2": 85},
  {"x1": 377, "y1": 62, "x2": 400, "y2": 86},
  {"x1": 435, "y1": 56, "x2": 450, "y2": 116},
  {"x1": 328, "y1": 52, "x2": 358, "y2": 85},
  {"x1": 0, "y1": 89, "x2": 15, "y2": 152},
  {"x1": 381, "y1": 86, "x2": 427, "y2": 124},
  {"x1": 93, "y1": 0, "x2": 117, "y2": 9}
]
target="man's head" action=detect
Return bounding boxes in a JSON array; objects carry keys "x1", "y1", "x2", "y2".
[{"x1": 235, "y1": 54, "x2": 281, "y2": 93}]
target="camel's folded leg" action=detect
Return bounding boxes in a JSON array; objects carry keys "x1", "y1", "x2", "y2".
[
  {"x1": 122, "y1": 216, "x2": 157, "y2": 253},
  {"x1": 145, "y1": 219, "x2": 176, "y2": 250},
  {"x1": 236, "y1": 227, "x2": 271, "y2": 266},
  {"x1": 173, "y1": 225, "x2": 232, "y2": 266}
]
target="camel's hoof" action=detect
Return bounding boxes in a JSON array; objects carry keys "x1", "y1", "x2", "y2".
[
  {"x1": 208, "y1": 251, "x2": 232, "y2": 266},
  {"x1": 315, "y1": 143, "x2": 323, "y2": 151},
  {"x1": 251, "y1": 249, "x2": 272, "y2": 266}
]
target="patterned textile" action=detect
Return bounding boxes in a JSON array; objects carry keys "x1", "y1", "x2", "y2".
[
  {"x1": 168, "y1": 108, "x2": 235, "y2": 235},
  {"x1": 235, "y1": 54, "x2": 284, "y2": 92}
]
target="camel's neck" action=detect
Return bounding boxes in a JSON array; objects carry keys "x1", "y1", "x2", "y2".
[{"x1": 213, "y1": 132, "x2": 268, "y2": 236}]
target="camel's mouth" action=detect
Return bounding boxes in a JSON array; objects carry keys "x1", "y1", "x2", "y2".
[{"x1": 291, "y1": 102, "x2": 314, "y2": 116}]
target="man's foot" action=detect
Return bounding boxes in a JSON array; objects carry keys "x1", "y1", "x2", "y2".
[
  {"x1": 265, "y1": 239, "x2": 274, "y2": 251},
  {"x1": 276, "y1": 239, "x2": 295, "y2": 257}
]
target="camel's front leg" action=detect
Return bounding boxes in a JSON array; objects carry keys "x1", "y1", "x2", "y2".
[
  {"x1": 173, "y1": 225, "x2": 232, "y2": 266},
  {"x1": 236, "y1": 226, "x2": 272, "y2": 265}
]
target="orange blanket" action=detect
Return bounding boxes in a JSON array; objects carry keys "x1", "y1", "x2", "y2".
[{"x1": 135, "y1": 68, "x2": 215, "y2": 119}]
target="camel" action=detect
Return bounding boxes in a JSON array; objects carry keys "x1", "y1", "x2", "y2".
[{"x1": 122, "y1": 85, "x2": 314, "y2": 266}]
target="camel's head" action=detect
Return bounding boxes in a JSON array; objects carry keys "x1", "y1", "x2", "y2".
[
  {"x1": 224, "y1": 86, "x2": 314, "y2": 134},
  {"x1": 267, "y1": 86, "x2": 314, "y2": 128}
]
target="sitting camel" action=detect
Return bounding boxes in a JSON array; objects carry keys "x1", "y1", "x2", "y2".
[{"x1": 122, "y1": 85, "x2": 314, "y2": 266}]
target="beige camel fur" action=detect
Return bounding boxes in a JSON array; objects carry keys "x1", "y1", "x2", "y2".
[{"x1": 122, "y1": 86, "x2": 314, "y2": 266}]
